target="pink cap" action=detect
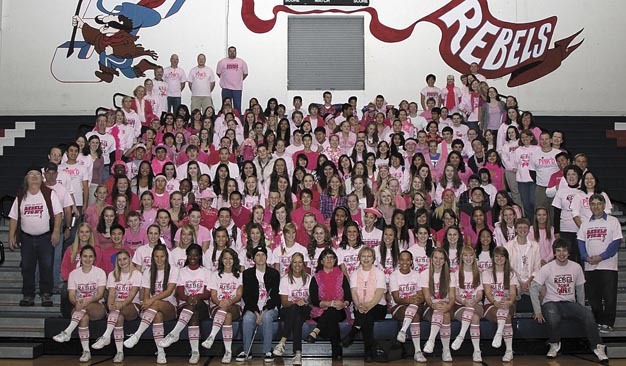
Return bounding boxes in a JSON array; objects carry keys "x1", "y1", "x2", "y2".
[
  {"x1": 199, "y1": 189, "x2": 216, "y2": 199},
  {"x1": 363, "y1": 208, "x2": 382, "y2": 218}
]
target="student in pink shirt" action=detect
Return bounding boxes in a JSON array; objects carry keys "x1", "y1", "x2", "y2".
[{"x1": 216, "y1": 46, "x2": 248, "y2": 114}]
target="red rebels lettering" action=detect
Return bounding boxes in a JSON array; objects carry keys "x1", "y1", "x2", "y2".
[
  {"x1": 538, "y1": 157, "x2": 556, "y2": 166},
  {"x1": 226, "y1": 64, "x2": 239, "y2": 71},
  {"x1": 24, "y1": 204, "x2": 44, "y2": 217},
  {"x1": 586, "y1": 227, "x2": 607, "y2": 241}
]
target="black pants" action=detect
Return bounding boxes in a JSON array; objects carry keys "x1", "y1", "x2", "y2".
[
  {"x1": 20, "y1": 232, "x2": 54, "y2": 298},
  {"x1": 585, "y1": 270, "x2": 618, "y2": 327},
  {"x1": 280, "y1": 305, "x2": 311, "y2": 352},
  {"x1": 353, "y1": 304, "x2": 387, "y2": 350},
  {"x1": 314, "y1": 307, "x2": 346, "y2": 349}
]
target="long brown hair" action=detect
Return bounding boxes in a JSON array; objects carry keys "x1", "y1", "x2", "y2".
[
  {"x1": 532, "y1": 206, "x2": 553, "y2": 240},
  {"x1": 492, "y1": 246, "x2": 511, "y2": 289},
  {"x1": 429, "y1": 247, "x2": 450, "y2": 299}
]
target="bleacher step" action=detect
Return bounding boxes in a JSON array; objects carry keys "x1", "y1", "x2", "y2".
[
  {"x1": 0, "y1": 343, "x2": 43, "y2": 359},
  {"x1": 608, "y1": 343, "x2": 626, "y2": 359},
  {"x1": 0, "y1": 318, "x2": 45, "y2": 338}
]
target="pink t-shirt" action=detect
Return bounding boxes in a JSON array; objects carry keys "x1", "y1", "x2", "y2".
[
  {"x1": 418, "y1": 269, "x2": 458, "y2": 301},
  {"x1": 481, "y1": 270, "x2": 517, "y2": 304},
  {"x1": 455, "y1": 270, "x2": 483, "y2": 303},
  {"x1": 337, "y1": 246, "x2": 360, "y2": 276},
  {"x1": 177, "y1": 266, "x2": 211, "y2": 298},
  {"x1": 270, "y1": 243, "x2": 308, "y2": 277},
  {"x1": 216, "y1": 57, "x2": 248, "y2": 90},
  {"x1": 124, "y1": 228, "x2": 146, "y2": 249},
  {"x1": 209, "y1": 271, "x2": 242, "y2": 302},
  {"x1": 174, "y1": 225, "x2": 211, "y2": 246},
  {"x1": 68, "y1": 266, "x2": 107, "y2": 300},
  {"x1": 106, "y1": 270, "x2": 142, "y2": 303},
  {"x1": 141, "y1": 266, "x2": 179, "y2": 307},
  {"x1": 534, "y1": 260, "x2": 584, "y2": 304},
  {"x1": 389, "y1": 270, "x2": 420, "y2": 299},
  {"x1": 408, "y1": 245, "x2": 430, "y2": 274},
  {"x1": 279, "y1": 275, "x2": 310, "y2": 303}
]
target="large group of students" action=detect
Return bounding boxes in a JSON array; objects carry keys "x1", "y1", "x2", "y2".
[{"x1": 7, "y1": 56, "x2": 622, "y2": 365}]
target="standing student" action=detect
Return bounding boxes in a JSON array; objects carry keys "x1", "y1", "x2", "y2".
[
  {"x1": 216, "y1": 46, "x2": 248, "y2": 114},
  {"x1": 390, "y1": 250, "x2": 427, "y2": 362},
  {"x1": 91, "y1": 250, "x2": 141, "y2": 363},
  {"x1": 237, "y1": 245, "x2": 281, "y2": 362},
  {"x1": 273, "y1": 253, "x2": 311, "y2": 365},
  {"x1": 158, "y1": 244, "x2": 211, "y2": 364},
  {"x1": 530, "y1": 239, "x2": 609, "y2": 362},
  {"x1": 124, "y1": 244, "x2": 178, "y2": 365},
  {"x1": 482, "y1": 246, "x2": 516, "y2": 362},
  {"x1": 451, "y1": 246, "x2": 484, "y2": 362},
  {"x1": 201, "y1": 248, "x2": 243, "y2": 364},
  {"x1": 53, "y1": 246, "x2": 107, "y2": 363},
  {"x1": 420, "y1": 248, "x2": 456, "y2": 361}
]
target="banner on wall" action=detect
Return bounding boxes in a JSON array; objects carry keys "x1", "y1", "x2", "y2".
[
  {"x1": 284, "y1": 0, "x2": 369, "y2": 5},
  {"x1": 242, "y1": 0, "x2": 583, "y2": 87}
]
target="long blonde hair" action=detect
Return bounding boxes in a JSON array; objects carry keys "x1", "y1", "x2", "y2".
[
  {"x1": 458, "y1": 245, "x2": 480, "y2": 289},
  {"x1": 287, "y1": 252, "x2": 308, "y2": 285},
  {"x1": 178, "y1": 224, "x2": 197, "y2": 249},
  {"x1": 113, "y1": 249, "x2": 134, "y2": 282},
  {"x1": 71, "y1": 223, "x2": 94, "y2": 264}
]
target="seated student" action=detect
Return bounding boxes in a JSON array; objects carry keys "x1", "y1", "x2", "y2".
[
  {"x1": 273, "y1": 253, "x2": 311, "y2": 365},
  {"x1": 503, "y1": 218, "x2": 541, "y2": 297},
  {"x1": 53, "y1": 245, "x2": 107, "y2": 363},
  {"x1": 530, "y1": 239, "x2": 609, "y2": 362},
  {"x1": 482, "y1": 246, "x2": 516, "y2": 362},
  {"x1": 124, "y1": 244, "x2": 178, "y2": 365},
  {"x1": 421, "y1": 248, "x2": 457, "y2": 362},
  {"x1": 158, "y1": 244, "x2": 211, "y2": 364},
  {"x1": 307, "y1": 248, "x2": 352, "y2": 360},
  {"x1": 91, "y1": 249, "x2": 141, "y2": 363},
  {"x1": 237, "y1": 245, "x2": 281, "y2": 362},
  {"x1": 201, "y1": 248, "x2": 243, "y2": 364},
  {"x1": 390, "y1": 250, "x2": 427, "y2": 362}
]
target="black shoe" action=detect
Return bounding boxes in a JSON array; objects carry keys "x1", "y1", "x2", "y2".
[
  {"x1": 19, "y1": 297, "x2": 34, "y2": 306},
  {"x1": 365, "y1": 353, "x2": 374, "y2": 363},
  {"x1": 306, "y1": 332, "x2": 317, "y2": 343},
  {"x1": 341, "y1": 327, "x2": 359, "y2": 348},
  {"x1": 41, "y1": 293, "x2": 53, "y2": 307},
  {"x1": 331, "y1": 346, "x2": 343, "y2": 361}
]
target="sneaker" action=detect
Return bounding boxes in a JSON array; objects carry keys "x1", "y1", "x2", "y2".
[
  {"x1": 19, "y1": 297, "x2": 34, "y2": 306},
  {"x1": 41, "y1": 293, "x2": 53, "y2": 307},
  {"x1": 189, "y1": 351, "x2": 200, "y2": 364},
  {"x1": 113, "y1": 352, "x2": 124, "y2": 363},
  {"x1": 273, "y1": 342, "x2": 285, "y2": 356},
  {"x1": 593, "y1": 344, "x2": 609, "y2": 363},
  {"x1": 156, "y1": 351, "x2": 167, "y2": 364},
  {"x1": 502, "y1": 350, "x2": 514, "y2": 362},
  {"x1": 491, "y1": 332, "x2": 502, "y2": 348},
  {"x1": 79, "y1": 351, "x2": 91, "y2": 362},
  {"x1": 91, "y1": 336, "x2": 111, "y2": 349},
  {"x1": 472, "y1": 350, "x2": 482, "y2": 362},
  {"x1": 235, "y1": 351, "x2": 251, "y2": 362},
  {"x1": 547, "y1": 342, "x2": 561, "y2": 358},
  {"x1": 264, "y1": 351, "x2": 274, "y2": 362},
  {"x1": 442, "y1": 348, "x2": 452, "y2": 362},
  {"x1": 123, "y1": 333, "x2": 140, "y2": 348},
  {"x1": 222, "y1": 351, "x2": 232, "y2": 364},
  {"x1": 53, "y1": 331, "x2": 70, "y2": 343},
  {"x1": 396, "y1": 330, "x2": 406, "y2": 343},
  {"x1": 423, "y1": 339, "x2": 435, "y2": 353},
  {"x1": 451, "y1": 336, "x2": 464, "y2": 350},
  {"x1": 414, "y1": 351, "x2": 427, "y2": 362},
  {"x1": 599, "y1": 325, "x2": 614, "y2": 334},
  {"x1": 292, "y1": 353, "x2": 302, "y2": 365},
  {"x1": 201, "y1": 335, "x2": 215, "y2": 349},
  {"x1": 157, "y1": 333, "x2": 179, "y2": 348}
]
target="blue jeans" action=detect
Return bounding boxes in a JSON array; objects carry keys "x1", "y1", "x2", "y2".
[
  {"x1": 167, "y1": 96, "x2": 181, "y2": 114},
  {"x1": 20, "y1": 232, "x2": 54, "y2": 297},
  {"x1": 242, "y1": 309, "x2": 278, "y2": 354},
  {"x1": 221, "y1": 89, "x2": 242, "y2": 114},
  {"x1": 542, "y1": 301, "x2": 602, "y2": 348},
  {"x1": 518, "y1": 181, "x2": 536, "y2": 219}
]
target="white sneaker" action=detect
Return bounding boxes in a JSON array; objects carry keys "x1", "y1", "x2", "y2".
[
  {"x1": 235, "y1": 351, "x2": 251, "y2": 362},
  {"x1": 201, "y1": 335, "x2": 215, "y2": 349},
  {"x1": 414, "y1": 351, "x2": 427, "y2": 362},
  {"x1": 292, "y1": 353, "x2": 302, "y2": 365},
  {"x1": 423, "y1": 339, "x2": 435, "y2": 353},
  {"x1": 79, "y1": 351, "x2": 91, "y2": 362},
  {"x1": 491, "y1": 332, "x2": 502, "y2": 348},
  {"x1": 91, "y1": 336, "x2": 110, "y2": 349},
  {"x1": 222, "y1": 351, "x2": 232, "y2": 364},
  {"x1": 156, "y1": 351, "x2": 167, "y2": 364},
  {"x1": 442, "y1": 348, "x2": 452, "y2": 362},
  {"x1": 396, "y1": 330, "x2": 406, "y2": 343},
  {"x1": 273, "y1": 341, "x2": 285, "y2": 356},
  {"x1": 123, "y1": 333, "x2": 140, "y2": 348},
  {"x1": 451, "y1": 336, "x2": 464, "y2": 350},
  {"x1": 502, "y1": 350, "x2": 514, "y2": 362},
  {"x1": 264, "y1": 352, "x2": 274, "y2": 362},
  {"x1": 472, "y1": 350, "x2": 482, "y2": 362},
  {"x1": 157, "y1": 333, "x2": 179, "y2": 348},
  {"x1": 547, "y1": 342, "x2": 561, "y2": 358},
  {"x1": 189, "y1": 351, "x2": 200, "y2": 364},
  {"x1": 593, "y1": 344, "x2": 609, "y2": 363},
  {"x1": 113, "y1": 352, "x2": 124, "y2": 363},
  {"x1": 53, "y1": 331, "x2": 70, "y2": 343}
]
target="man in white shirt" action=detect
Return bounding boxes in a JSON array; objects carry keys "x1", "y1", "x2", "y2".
[
  {"x1": 59, "y1": 143, "x2": 89, "y2": 214},
  {"x1": 530, "y1": 238, "x2": 609, "y2": 362},
  {"x1": 153, "y1": 67, "x2": 168, "y2": 118},
  {"x1": 163, "y1": 54, "x2": 186, "y2": 113},
  {"x1": 530, "y1": 131, "x2": 560, "y2": 214},
  {"x1": 188, "y1": 53, "x2": 216, "y2": 113},
  {"x1": 208, "y1": 147, "x2": 240, "y2": 179},
  {"x1": 86, "y1": 115, "x2": 117, "y2": 173}
]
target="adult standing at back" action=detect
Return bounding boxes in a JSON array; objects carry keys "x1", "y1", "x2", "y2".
[
  {"x1": 216, "y1": 46, "x2": 248, "y2": 114},
  {"x1": 163, "y1": 54, "x2": 186, "y2": 113},
  {"x1": 188, "y1": 53, "x2": 216, "y2": 113},
  {"x1": 9, "y1": 166, "x2": 63, "y2": 307}
]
